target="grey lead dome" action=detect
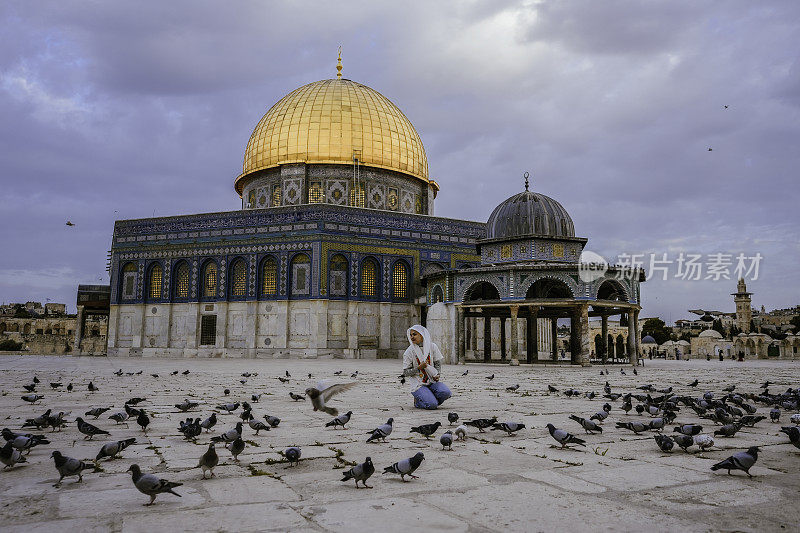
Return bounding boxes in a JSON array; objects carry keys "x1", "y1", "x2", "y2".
[{"x1": 485, "y1": 190, "x2": 575, "y2": 240}]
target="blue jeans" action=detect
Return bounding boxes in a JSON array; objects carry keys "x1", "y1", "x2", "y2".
[{"x1": 413, "y1": 382, "x2": 451, "y2": 409}]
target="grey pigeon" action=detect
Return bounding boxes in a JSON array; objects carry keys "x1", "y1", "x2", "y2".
[
  {"x1": 305, "y1": 381, "x2": 356, "y2": 416},
  {"x1": 506, "y1": 384, "x2": 520, "y2": 392},
  {"x1": 711, "y1": 446, "x2": 759, "y2": 477},
  {"x1": 616, "y1": 421, "x2": 649, "y2": 434},
  {"x1": 2, "y1": 429, "x2": 49, "y2": 454},
  {"x1": 1, "y1": 441, "x2": 27, "y2": 470},
  {"x1": 198, "y1": 443, "x2": 219, "y2": 478},
  {"x1": 21, "y1": 394, "x2": 44, "y2": 404},
  {"x1": 128, "y1": 464, "x2": 182, "y2": 505},
  {"x1": 289, "y1": 392, "x2": 305, "y2": 401},
  {"x1": 654, "y1": 434, "x2": 674, "y2": 452},
  {"x1": 366, "y1": 418, "x2": 394, "y2": 443},
  {"x1": 440, "y1": 431, "x2": 453, "y2": 450},
  {"x1": 673, "y1": 424, "x2": 702, "y2": 436},
  {"x1": 284, "y1": 447, "x2": 301, "y2": 466},
  {"x1": 672, "y1": 433, "x2": 694, "y2": 452},
  {"x1": 770, "y1": 408, "x2": 780, "y2": 422},
  {"x1": 649, "y1": 418, "x2": 666, "y2": 432},
  {"x1": 109, "y1": 411, "x2": 129, "y2": 425},
  {"x1": 454, "y1": 425, "x2": 467, "y2": 441},
  {"x1": 47, "y1": 412, "x2": 68, "y2": 432},
  {"x1": 410, "y1": 421, "x2": 441, "y2": 439},
  {"x1": 263, "y1": 415, "x2": 281, "y2": 427},
  {"x1": 546, "y1": 423, "x2": 586, "y2": 448},
  {"x1": 200, "y1": 413, "x2": 217, "y2": 432},
  {"x1": 325, "y1": 411, "x2": 352, "y2": 429},
  {"x1": 780, "y1": 426, "x2": 800, "y2": 450},
  {"x1": 569, "y1": 415, "x2": 602, "y2": 434},
  {"x1": 464, "y1": 417, "x2": 497, "y2": 433},
  {"x1": 491, "y1": 422, "x2": 526, "y2": 435},
  {"x1": 175, "y1": 399, "x2": 199, "y2": 412},
  {"x1": 247, "y1": 415, "x2": 270, "y2": 435},
  {"x1": 217, "y1": 402, "x2": 240, "y2": 414},
  {"x1": 383, "y1": 452, "x2": 425, "y2": 481},
  {"x1": 227, "y1": 437, "x2": 245, "y2": 462},
  {"x1": 22, "y1": 409, "x2": 51, "y2": 430},
  {"x1": 714, "y1": 423, "x2": 741, "y2": 437},
  {"x1": 51, "y1": 451, "x2": 93, "y2": 487},
  {"x1": 447, "y1": 412, "x2": 459, "y2": 425},
  {"x1": 76, "y1": 417, "x2": 110, "y2": 440},
  {"x1": 694, "y1": 434, "x2": 714, "y2": 451},
  {"x1": 341, "y1": 456, "x2": 375, "y2": 488},
  {"x1": 96, "y1": 438, "x2": 136, "y2": 462},
  {"x1": 211, "y1": 422, "x2": 243, "y2": 443},
  {"x1": 88, "y1": 382, "x2": 98, "y2": 392}
]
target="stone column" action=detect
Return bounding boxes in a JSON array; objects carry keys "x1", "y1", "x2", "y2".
[
  {"x1": 633, "y1": 309, "x2": 641, "y2": 363},
  {"x1": 73, "y1": 305, "x2": 85, "y2": 356},
  {"x1": 601, "y1": 314, "x2": 608, "y2": 364},
  {"x1": 578, "y1": 303, "x2": 590, "y2": 366},
  {"x1": 500, "y1": 315, "x2": 507, "y2": 361},
  {"x1": 527, "y1": 308, "x2": 538, "y2": 363},
  {"x1": 456, "y1": 306, "x2": 465, "y2": 364},
  {"x1": 483, "y1": 315, "x2": 491, "y2": 362},
  {"x1": 628, "y1": 309, "x2": 637, "y2": 365},
  {"x1": 509, "y1": 305, "x2": 519, "y2": 364},
  {"x1": 550, "y1": 317, "x2": 558, "y2": 361}
]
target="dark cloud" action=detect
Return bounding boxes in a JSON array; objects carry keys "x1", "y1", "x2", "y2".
[{"x1": 1, "y1": 1, "x2": 798, "y2": 320}]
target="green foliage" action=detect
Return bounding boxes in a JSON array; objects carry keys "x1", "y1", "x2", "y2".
[
  {"x1": 641, "y1": 317, "x2": 671, "y2": 345},
  {"x1": 0, "y1": 338, "x2": 23, "y2": 351},
  {"x1": 790, "y1": 315, "x2": 800, "y2": 334}
]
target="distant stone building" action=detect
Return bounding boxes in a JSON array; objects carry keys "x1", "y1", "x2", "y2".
[{"x1": 732, "y1": 278, "x2": 753, "y2": 333}]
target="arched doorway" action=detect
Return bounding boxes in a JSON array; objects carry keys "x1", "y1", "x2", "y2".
[
  {"x1": 526, "y1": 278, "x2": 572, "y2": 299},
  {"x1": 616, "y1": 335, "x2": 625, "y2": 358}
]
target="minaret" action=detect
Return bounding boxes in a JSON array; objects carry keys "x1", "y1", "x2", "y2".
[{"x1": 731, "y1": 278, "x2": 752, "y2": 333}]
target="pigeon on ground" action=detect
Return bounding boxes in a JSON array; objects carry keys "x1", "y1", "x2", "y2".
[
  {"x1": 714, "y1": 423, "x2": 741, "y2": 437},
  {"x1": 88, "y1": 382, "x2": 98, "y2": 392},
  {"x1": 491, "y1": 422, "x2": 526, "y2": 435},
  {"x1": 2, "y1": 429, "x2": 49, "y2": 454},
  {"x1": 251, "y1": 393, "x2": 262, "y2": 402},
  {"x1": 114, "y1": 369, "x2": 123, "y2": 376},
  {"x1": 326, "y1": 411, "x2": 352, "y2": 429},
  {"x1": 615, "y1": 421, "x2": 650, "y2": 434},
  {"x1": 366, "y1": 418, "x2": 393, "y2": 443},
  {"x1": 284, "y1": 447, "x2": 301, "y2": 466},
  {"x1": 711, "y1": 446, "x2": 759, "y2": 477},
  {"x1": 569, "y1": 415, "x2": 603, "y2": 434},
  {"x1": 51, "y1": 451, "x2": 93, "y2": 487},
  {"x1": 137, "y1": 411, "x2": 150, "y2": 433},
  {"x1": 722, "y1": 384, "x2": 735, "y2": 392},
  {"x1": 247, "y1": 415, "x2": 270, "y2": 435},
  {"x1": 464, "y1": 417, "x2": 497, "y2": 433},
  {"x1": 224, "y1": 389, "x2": 230, "y2": 396},
  {"x1": 506, "y1": 384, "x2": 520, "y2": 392},
  {"x1": 23, "y1": 384, "x2": 36, "y2": 392},
  {"x1": 448, "y1": 412, "x2": 459, "y2": 425},
  {"x1": 49, "y1": 382, "x2": 62, "y2": 390},
  {"x1": 197, "y1": 443, "x2": 218, "y2": 479},
  {"x1": 440, "y1": 431, "x2": 453, "y2": 450},
  {"x1": 227, "y1": 437, "x2": 245, "y2": 462},
  {"x1": 790, "y1": 414, "x2": 800, "y2": 425},
  {"x1": 126, "y1": 397, "x2": 146, "y2": 405},
  {"x1": 211, "y1": 422, "x2": 243, "y2": 443},
  {"x1": 350, "y1": 371, "x2": 359, "y2": 378},
  {"x1": 171, "y1": 370, "x2": 178, "y2": 375},
  {"x1": 672, "y1": 433, "x2": 694, "y2": 452},
  {"x1": 342, "y1": 456, "x2": 375, "y2": 488},
  {"x1": 486, "y1": 374, "x2": 495, "y2": 380},
  {"x1": 128, "y1": 464, "x2": 182, "y2": 505},
  {"x1": 548, "y1": 385, "x2": 559, "y2": 393},
  {"x1": 654, "y1": 434, "x2": 674, "y2": 452},
  {"x1": 633, "y1": 368, "x2": 638, "y2": 375},
  {"x1": 86, "y1": 407, "x2": 111, "y2": 419},
  {"x1": 278, "y1": 377, "x2": 289, "y2": 383},
  {"x1": 649, "y1": 418, "x2": 666, "y2": 432},
  {"x1": 239, "y1": 408, "x2": 253, "y2": 422},
  {"x1": 622, "y1": 398, "x2": 633, "y2": 414},
  {"x1": 21, "y1": 394, "x2": 44, "y2": 404},
  {"x1": 454, "y1": 425, "x2": 468, "y2": 441},
  {"x1": 200, "y1": 413, "x2": 217, "y2": 432},
  {"x1": 688, "y1": 379, "x2": 699, "y2": 387},
  {"x1": 289, "y1": 392, "x2": 305, "y2": 401},
  {"x1": 1, "y1": 441, "x2": 27, "y2": 469},
  {"x1": 217, "y1": 402, "x2": 240, "y2": 414},
  {"x1": 738, "y1": 415, "x2": 766, "y2": 427},
  {"x1": 76, "y1": 417, "x2": 110, "y2": 440},
  {"x1": 263, "y1": 415, "x2": 281, "y2": 427},
  {"x1": 383, "y1": 452, "x2": 425, "y2": 481},
  {"x1": 462, "y1": 370, "x2": 468, "y2": 376},
  {"x1": 96, "y1": 438, "x2": 136, "y2": 462},
  {"x1": 66, "y1": 383, "x2": 73, "y2": 392},
  {"x1": 47, "y1": 412, "x2": 67, "y2": 432},
  {"x1": 693, "y1": 433, "x2": 714, "y2": 451},
  {"x1": 124, "y1": 403, "x2": 142, "y2": 418},
  {"x1": 175, "y1": 399, "x2": 199, "y2": 412},
  {"x1": 674, "y1": 424, "x2": 703, "y2": 436},
  {"x1": 305, "y1": 381, "x2": 357, "y2": 416},
  {"x1": 546, "y1": 423, "x2": 586, "y2": 448},
  {"x1": 22, "y1": 409, "x2": 52, "y2": 430},
  {"x1": 410, "y1": 421, "x2": 442, "y2": 439},
  {"x1": 182, "y1": 370, "x2": 190, "y2": 375},
  {"x1": 780, "y1": 426, "x2": 800, "y2": 450},
  {"x1": 109, "y1": 411, "x2": 129, "y2": 425},
  {"x1": 620, "y1": 368, "x2": 626, "y2": 375},
  {"x1": 334, "y1": 371, "x2": 342, "y2": 376}
]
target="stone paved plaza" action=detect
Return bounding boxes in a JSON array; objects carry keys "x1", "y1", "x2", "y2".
[{"x1": 0, "y1": 355, "x2": 798, "y2": 532}]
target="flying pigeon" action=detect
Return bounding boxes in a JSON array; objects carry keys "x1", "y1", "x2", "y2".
[
  {"x1": 383, "y1": 452, "x2": 425, "y2": 481},
  {"x1": 440, "y1": 431, "x2": 453, "y2": 450},
  {"x1": 128, "y1": 464, "x2": 182, "y2": 505},
  {"x1": 198, "y1": 443, "x2": 219, "y2": 479},
  {"x1": 410, "y1": 421, "x2": 442, "y2": 439},
  {"x1": 325, "y1": 411, "x2": 352, "y2": 429},
  {"x1": 51, "y1": 451, "x2": 93, "y2": 487},
  {"x1": 66, "y1": 221, "x2": 75, "y2": 226},
  {"x1": 366, "y1": 418, "x2": 394, "y2": 443},
  {"x1": 96, "y1": 438, "x2": 136, "y2": 462},
  {"x1": 76, "y1": 417, "x2": 110, "y2": 440},
  {"x1": 305, "y1": 381, "x2": 357, "y2": 416},
  {"x1": 546, "y1": 423, "x2": 586, "y2": 448},
  {"x1": 284, "y1": 447, "x2": 301, "y2": 466},
  {"x1": 341, "y1": 456, "x2": 375, "y2": 488},
  {"x1": 711, "y1": 447, "x2": 759, "y2": 477}
]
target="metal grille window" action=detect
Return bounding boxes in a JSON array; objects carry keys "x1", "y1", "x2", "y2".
[
  {"x1": 230, "y1": 260, "x2": 247, "y2": 297},
  {"x1": 175, "y1": 262, "x2": 189, "y2": 298},
  {"x1": 148, "y1": 264, "x2": 162, "y2": 299},
  {"x1": 271, "y1": 185, "x2": 282, "y2": 206},
  {"x1": 291, "y1": 254, "x2": 311, "y2": 296},
  {"x1": 309, "y1": 182, "x2": 323, "y2": 203},
  {"x1": 261, "y1": 257, "x2": 277, "y2": 296},
  {"x1": 392, "y1": 261, "x2": 408, "y2": 300},
  {"x1": 329, "y1": 254, "x2": 348, "y2": 296},
  {"x1": 121, "y1": 263, "x2": 137, "y2": 300},
  {"x1": 349, "y1": 184, "x2": 365, "y2": 207},
  {"x1": 203, "y1": 263, "x2": 218, "y2": 299},
  {"x1": 200, "y1": 315, "x2": 217, "y2": 345},
  {"x1": 362, "y1": 259, "x2": 377, "y2": 298}
]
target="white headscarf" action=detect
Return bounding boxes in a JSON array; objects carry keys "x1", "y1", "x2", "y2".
[
  {"x1": 404, "y1": 325, "x2": 441, "y2": 390},
  {"x1": 406, "y1": 324, "x2": 432, "y2": 361}
]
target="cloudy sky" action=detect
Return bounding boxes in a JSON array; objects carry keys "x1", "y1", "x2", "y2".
[{"x1": 1, "y1": 1, "x2": 798, "y2": 320}]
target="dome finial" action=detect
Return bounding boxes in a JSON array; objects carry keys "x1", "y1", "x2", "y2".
[
  {"x1": 524, "y1": 171, "x2": 530, "y2": 191},
  {"x1": 336, "y1": 46, "x2": 343, "y2": 79}
]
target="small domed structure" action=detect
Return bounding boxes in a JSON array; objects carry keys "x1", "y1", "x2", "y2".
[
  {"x1": 698, "y1": 329, "x2": 723, "y2": 339},
  {"x1": 642, "y1": 335, "x2": 658, "y2": 345},
  {"x1": 485, "y1": 190, "x2": 575, "y2": 240}
]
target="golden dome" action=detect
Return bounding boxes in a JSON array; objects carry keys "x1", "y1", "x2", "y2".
[{"x1": 235, "y1": 78, "x2": 429, "y2": 195}]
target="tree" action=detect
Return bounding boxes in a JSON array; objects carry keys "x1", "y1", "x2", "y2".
[
  {"x1": 712, "y1": 319, "x2": 725, "y2": 336},
  {"x1": 641, "y1": 317, "x2": 671, "y2": 345},
  {"x1": 790, "y1": 315, "x2": 800, "y2": 334},
  {"x1": 729, "y1": 324, "x2": 741, "y2": 337}
]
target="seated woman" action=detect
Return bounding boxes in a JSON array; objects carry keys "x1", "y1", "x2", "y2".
[{"x1": 402, "y1": 325, "x2": 451, "y2": 409}]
